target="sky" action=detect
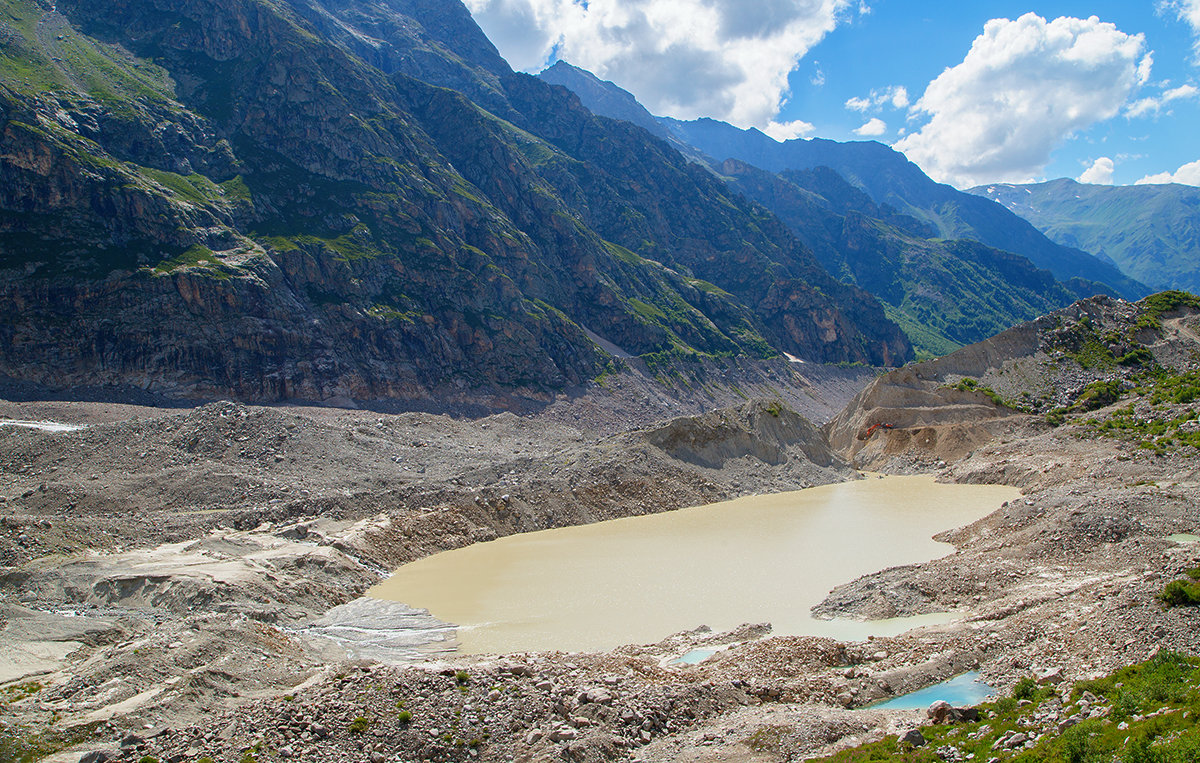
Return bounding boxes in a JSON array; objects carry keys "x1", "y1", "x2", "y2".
[{"x1": 462, "y1": 0, "x2": 1200, "y2": 189}]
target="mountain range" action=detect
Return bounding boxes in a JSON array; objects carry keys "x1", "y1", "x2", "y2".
[
  {"x1": 969, "y1": 178, "x2": 1200, "y2": 295},
  {"x1": 0, "y1": 0, "x2": 910, "y2": 406},
  {"x1": 538, "y1": 60, "x2": 1148, "y2": 357},
  {"x1": 0, "y1": 0, "x2": 1173, "y2": 404}
]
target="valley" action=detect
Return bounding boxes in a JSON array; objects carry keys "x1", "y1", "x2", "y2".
[
  {"x1": 4, "y1": 295, "x2": 1200, "y2": 763},
  {"x1": 4, "y1": 1, "x2": 1200, "y2": 761}
]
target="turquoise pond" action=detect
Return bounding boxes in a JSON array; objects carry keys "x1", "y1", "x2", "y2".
[
  {"x1": 872, "y1": 672, "x2": 996, "y2": 710},
  {"x1": 671, "y1": 649, "x2": 717, "y2": 665}
]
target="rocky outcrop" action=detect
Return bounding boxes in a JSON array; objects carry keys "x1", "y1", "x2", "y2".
[
  {"x1": 825, "y1": 293, "x2": 1200, "y2": 469},
  {"x1": 644, "y1": 399, "x2": 839, "y2": 470}
]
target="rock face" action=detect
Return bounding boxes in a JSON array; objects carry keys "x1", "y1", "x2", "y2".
[
  {"x1": 0, "y1": 0, "x2": 910, "y2": 406},
  {"x1": 644, "y1": 399, "x2": 838, "y2": 470}
]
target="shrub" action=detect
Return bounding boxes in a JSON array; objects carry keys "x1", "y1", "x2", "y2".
[
  {"x1": 348, "y1": 716, "x2": 371, "y2": 734},
  {"x1": 1071, "y1": 380, "x2": 1123, "y2": 412},
  {"x1": 1012, "y1": 677, "x2": 1038, "y2": 701},
  {"x1": 454, "y1": 670, "x2": 470, "y2": 685},
  {"x1": 1159, "y1": 579, "x2": 1200, "y2": 607},
  {"x1": 398, "y1": 710, "x2": 412, "y2": 724}
]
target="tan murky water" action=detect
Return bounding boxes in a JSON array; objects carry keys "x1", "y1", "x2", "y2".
[{"x1": 368, "y1": 475, "x2": 1019, "y2": 653}]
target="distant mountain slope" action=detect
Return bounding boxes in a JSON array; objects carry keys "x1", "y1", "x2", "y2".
[
  {"x1": 969, "y1": 178, "x2": 1200, "y2": 294},
  {"x1": 722, "y1": 161, "x2": 1086, "y2": 358},
  {"x1": 536, "y1": 61, "x2": 1099, "y2": 358},
  {"x1": 655, "y1": 118, "x2": 1148, "y2": 301},
  {"x1": 537, "y1": 61, "x2": 670, "y2": 140},
  {"x1": 0, "y1": 0, "x2": 910, "y2": 404}
]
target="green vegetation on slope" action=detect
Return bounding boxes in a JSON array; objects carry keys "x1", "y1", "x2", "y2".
[
  {"x1": 724, "y1": 163, "x2": 1083, "y2": 359},
  {"x1": 1083, "y1": 368, "x2": 1200, "y2": 455},
  {"x1": 972, "y1": 179, "x2": 1200, "y2": 295},
  {"x1": 814, "y1": 652, "x2": 1200, "y2": 763}
]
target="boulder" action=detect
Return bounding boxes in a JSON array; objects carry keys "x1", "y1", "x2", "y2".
[
  {"x1": 928, "y1": 700, "x2": 953, "y2": 724},
  {"x1": 1036, "y1": 667, "x2": 1064, "y2": 685}
]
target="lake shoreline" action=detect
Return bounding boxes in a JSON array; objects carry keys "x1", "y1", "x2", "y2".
[{"x1": 367, "y1": 475, "x2": 1019, "y2": 654}]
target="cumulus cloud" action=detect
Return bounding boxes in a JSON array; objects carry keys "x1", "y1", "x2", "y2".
[
  {"x1": 844, "y1": 86, "x2": 908, "y2": 113},
  {"x1": 853, "y1": 117, "x2": 887, "y2": 137},
  {"x1": 1125, "y1": 83, "x2": 1200, "y2": 117},
  {"x1": 464, "y1": 0, "x2": 854, "y2": 128},
  {"x1": 1078, "y1": 157, "x2": 1115, "y2": 184},
  {"x1": 893, "y1": 13, "x2": 1149, "y2": 188},
  {"x1": 763, "y1": 119, "x2": 816, "y2": 141},
  {"x1": 1136, "y1": 158, "x2": 1200, "y2": 185}
]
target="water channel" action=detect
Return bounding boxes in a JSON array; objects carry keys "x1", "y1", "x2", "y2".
[{"x1": 368, "y1": 475, "x2": 1020, "y2": 654}]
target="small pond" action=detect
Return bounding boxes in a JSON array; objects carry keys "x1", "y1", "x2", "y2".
[{"x1": 872, "y1": 671, "x2": 996, "y2": 710}]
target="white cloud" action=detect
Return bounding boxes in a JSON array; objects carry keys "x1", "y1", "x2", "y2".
[
  {"x1": 1136, "y1": 158, "x2": 1200, "y2": 185},
  {"x1": 844, "y1": 96, "x2": 871, "y2": 112},
  {"x1": 853, "y1": 117, "x2": 887, "y2": 137},
  {"x1": 893, "y1": 13, "x2": 1149, "y2": 189},
  {"x1": 844, "y1": 85, "x2": 907, "y2": 113},
  {"x1": 811, "y1": 61, "x2": 826, "y2": 87},
  {"x1": 1125, "y1": 83, "x2": 1199, "y2": 117},
  {"x1": 1159, "y1": 1, "x2": 1200, "y2": 58},
  {"x1": 763, "y1": 119, "x2": 816, "y2": 141},
  {"x1": 464, "y1": 0, "x2": 855, "y2": 128},
  {"x1": 1078, "y1": 157, "x2": 1115, "y2": 184}
]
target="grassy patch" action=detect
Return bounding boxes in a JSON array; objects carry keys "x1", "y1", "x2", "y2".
[
  {"x1": 0, "y1": 719, "x2": 105, "y2": 763},
  {"x1": 0, "y1": 681, "x2": 42, "y2": 705},
  {"x1": 813, "y1": 652, "x2": 1200, "y2": 763},
  {"x1": 150, "y1": 245, "x2": 229, "y2": 278},
  {"x1": 1070, "y1": 379, "x2": 1123, "y2": 412},
  {"x1": 138, "y1": 167, "x2": 223, "y2": 206},
  {"x1": 294, "y1": 229, "x2": 385, "y2": 261},
  {"x1": 1069, "y1": 335, "x2": 1117, "y2": 371},
  {"x1": 1136, "y1": 291, "x2": 1200, "y2": 332},
  {"x1": 1159, "y1": 569, "x2": 1200, "y2": 607},
  {"x1": 1084, "y1": 369, "x2": 1200, "y2": 454},
  {"x1": 948, "y1": 378, "x2": 1030, "y2": 412}
]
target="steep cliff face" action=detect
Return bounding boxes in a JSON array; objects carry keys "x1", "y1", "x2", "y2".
[{"x1": 0, "y1": 0, "x2": 910, "y2": 404}]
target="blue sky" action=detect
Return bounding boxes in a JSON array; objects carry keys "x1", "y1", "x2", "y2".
[
  {"x1": 464, "y1": 0, "x2": 1200, "y2": 188},
  {"x1": 787, "y1": 1, "x2": 1199, "y2": 187}
]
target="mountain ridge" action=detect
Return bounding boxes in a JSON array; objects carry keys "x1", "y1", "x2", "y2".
[
  {"x1": 533, "y1": 62, "x2": 1147, "y2": 302},
  {"x1": 969, "y1": 178, "x2": 1200, "y2": 295},
  {"x1": 533, "y1": 61, "x2": 1118, "y2": 357}
]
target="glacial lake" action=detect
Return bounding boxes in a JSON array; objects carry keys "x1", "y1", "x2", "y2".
[{"x1": 368, "y1": 475, "x2": 1019, "y2": 654}]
